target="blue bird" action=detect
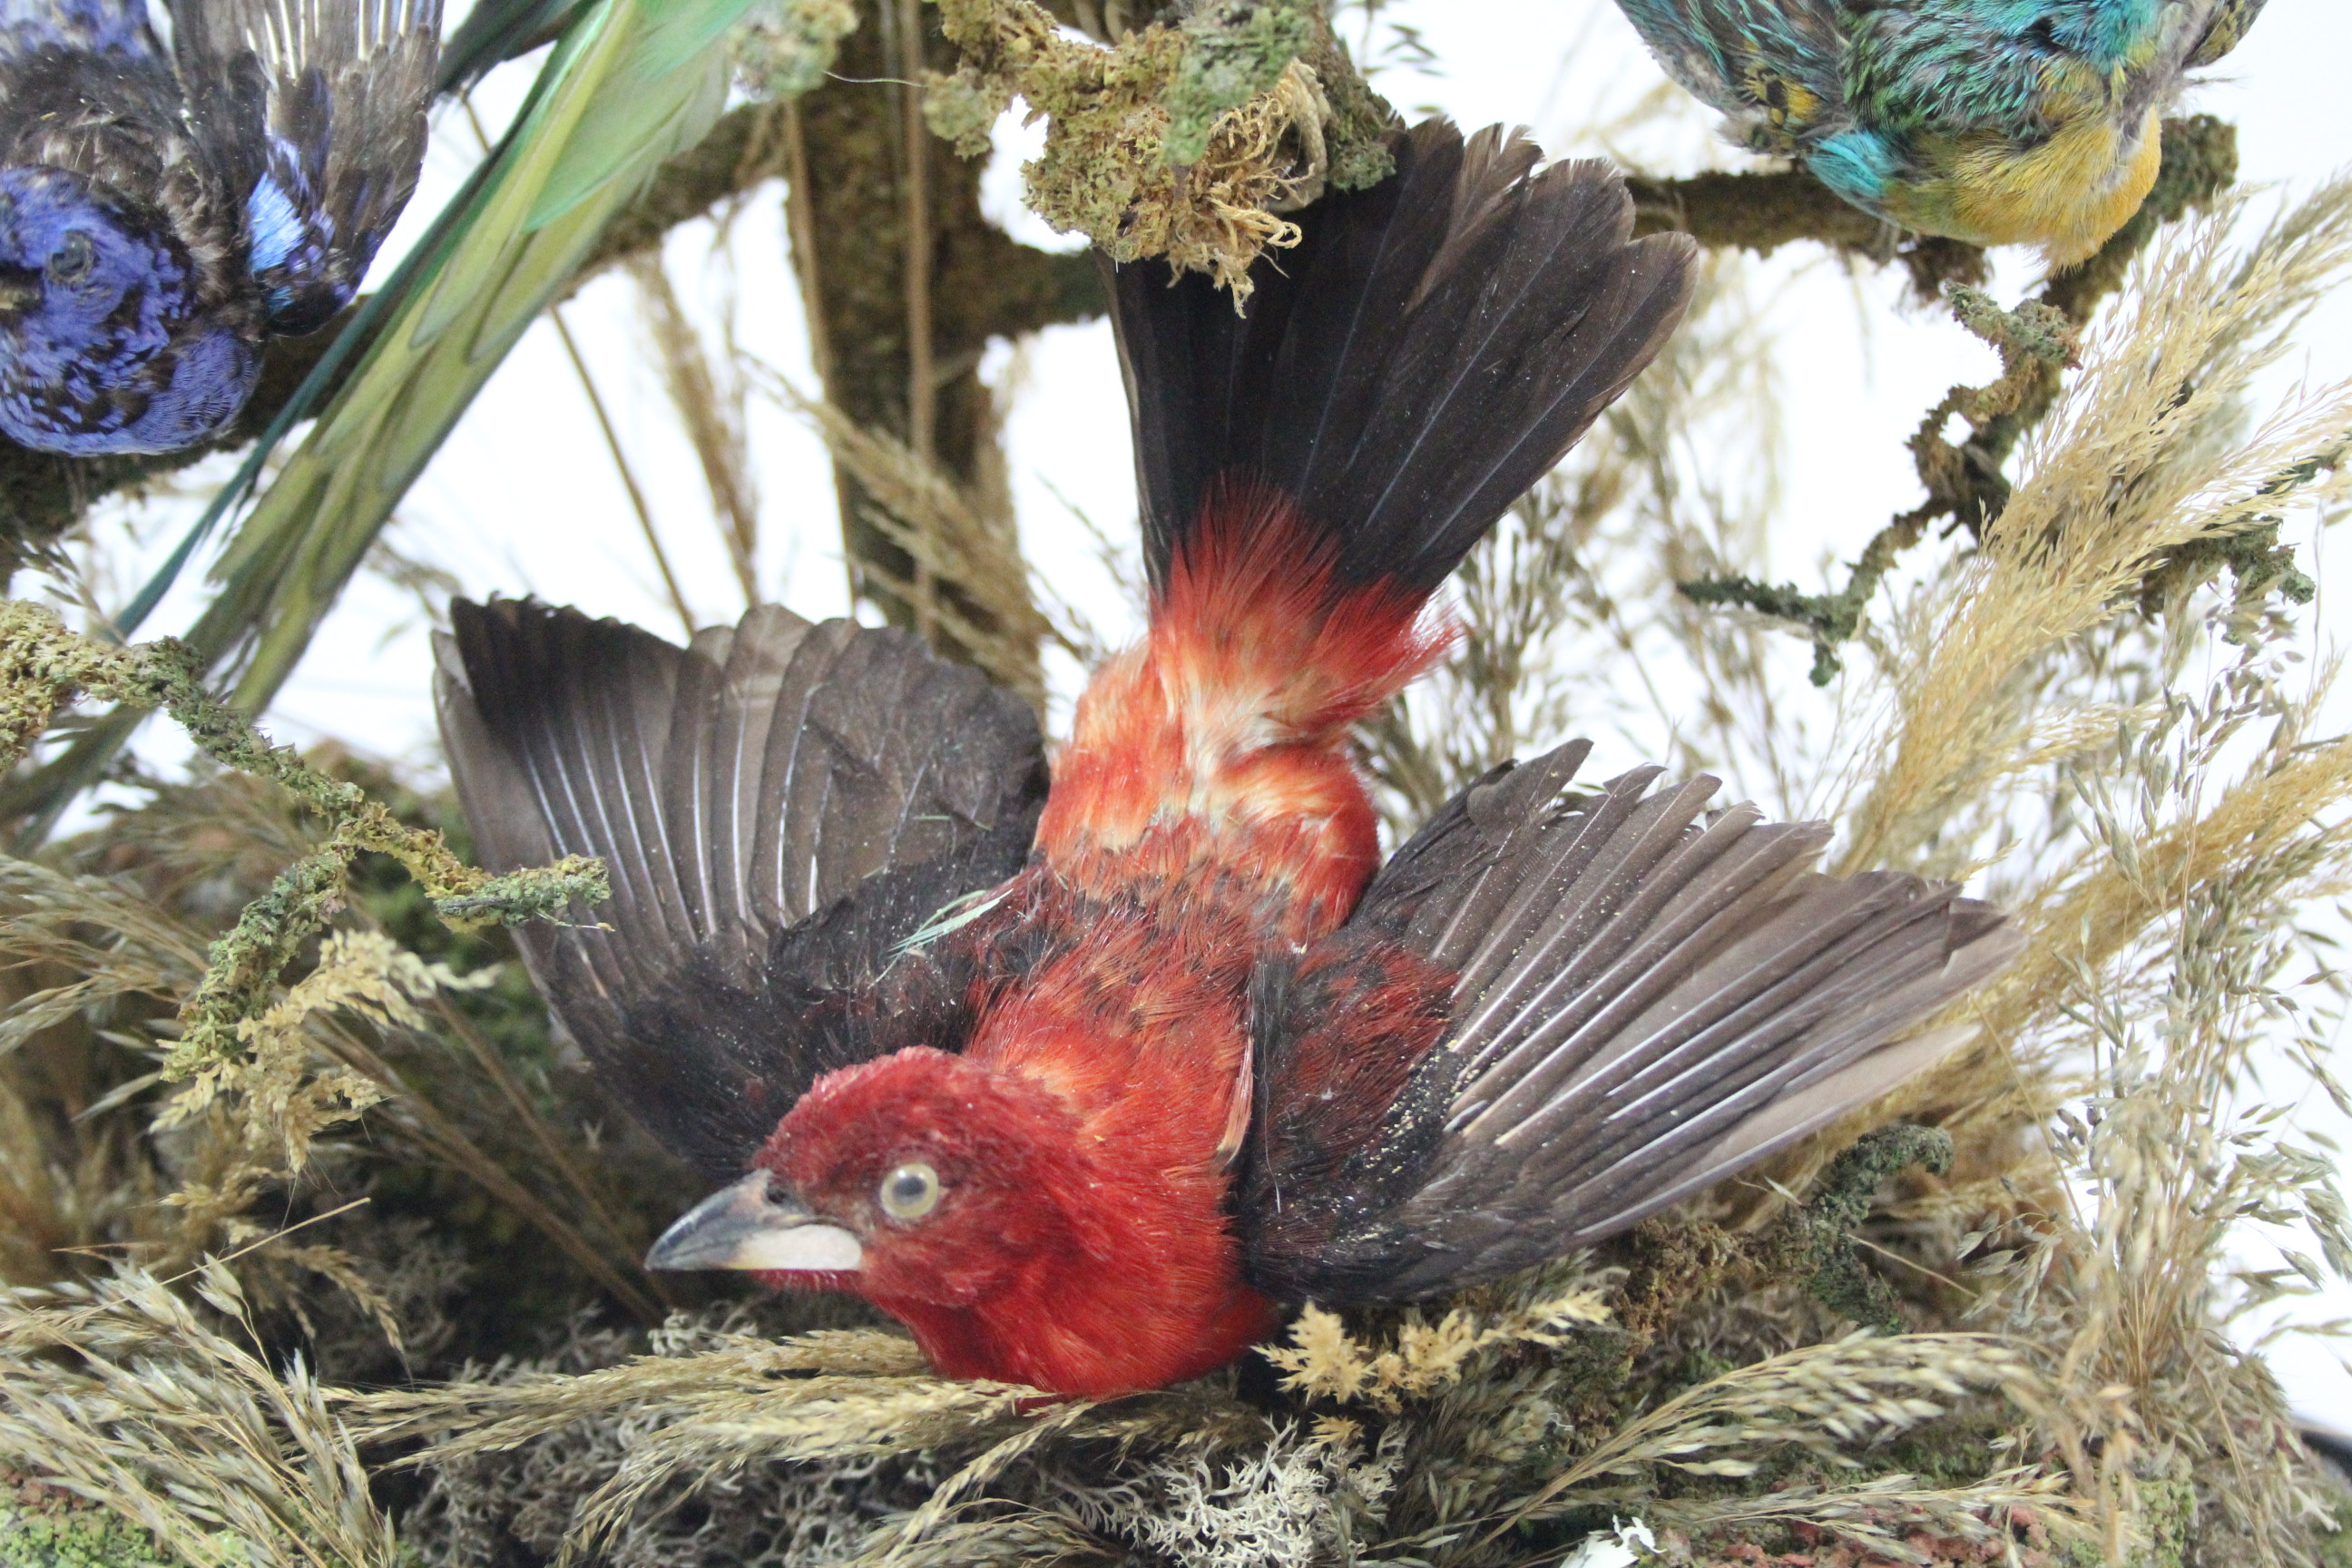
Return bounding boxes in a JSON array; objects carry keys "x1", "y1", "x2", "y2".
[
  {"x1": 1612, "y1": 0, "x2": 2266, "y2": 264},
  {"x1": 0, "y1": 0, "x2": 439, "y2": 455}
]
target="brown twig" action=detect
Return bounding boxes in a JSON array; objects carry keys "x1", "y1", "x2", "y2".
[{"x1": 549, "y1": 309, "x2": 694, "y2": 637}]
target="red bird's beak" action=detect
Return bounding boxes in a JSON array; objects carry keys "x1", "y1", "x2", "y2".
[{"x1": 644, "y1": 1171, "x2": 864, "y2": 1273}]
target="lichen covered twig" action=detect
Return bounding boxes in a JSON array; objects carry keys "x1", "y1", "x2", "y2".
[
  {"x1": 1677, "y1": 116, "x2": 2251, "y2": 681},
  {"x1": 0, "y1": 603, "x2": 604, "y2": 1083}
]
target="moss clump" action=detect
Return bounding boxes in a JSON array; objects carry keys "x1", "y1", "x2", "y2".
[
  {"x1": 928, "y1": 0, "x2": 1396, "y2": 295},
  {"x1": 0, "y1": 1479, "x2": 180, "y2": 1568},
  {"x1": 734, "y1": 0, "x2": 856, "y2": 99},
  {"x1": 2314, "y1": 1492, "x2": 2352, "y2": 1568},
  {"x1": 1769, "y1": 1125, "x2": 1954, "y2": 1332},
  {"x1": 2052, "y1": 1478, "x2": 2196, "y2": 1568},
  {"x1": 2137, "y1": 1481, "x2": 2198, "y2": 1568},
  {"x1": 1164, "y1": 0, "x2": 1315, "y2": 165}
]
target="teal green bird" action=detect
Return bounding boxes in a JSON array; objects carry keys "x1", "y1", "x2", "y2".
[{"x1": 1613, "y1": 0, "x2": 2266, "y2": 263}]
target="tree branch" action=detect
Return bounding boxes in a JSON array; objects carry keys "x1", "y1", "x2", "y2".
[{"x1": 1675, "y1": 116, "x2": 2248, "y2": 680}]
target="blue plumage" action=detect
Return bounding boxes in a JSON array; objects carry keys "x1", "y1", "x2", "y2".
[
  {"x1": 0, "y1": 0, "x2": 440, "y2": 454},
  {"x1": 1612, "y1": 0, "x2": 2267, "y2": 263}
]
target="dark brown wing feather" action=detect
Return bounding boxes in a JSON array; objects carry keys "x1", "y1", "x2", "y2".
[
  {"x1": 1240, "y1": 742, "x2": 2020, "y2": 1302},
  {"x1": 1110, "y1": 117, "x2": 1696, "y2": 593},
  {"x1": 171, "y1": 0, "x2": 440, "y2": 332},
  {"x1": 434, "y1": 598, "x2": 1048, "y2": 1177}
]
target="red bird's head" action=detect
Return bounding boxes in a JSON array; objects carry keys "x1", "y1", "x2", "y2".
[
  {"x1": 649, "y1": 1049, "x2": 1110, "y2": 1307},
  {"x1": 646, "y1": 1045, "x2": 1277, "y2": 1394}
]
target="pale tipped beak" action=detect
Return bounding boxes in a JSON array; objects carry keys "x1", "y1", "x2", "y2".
[
  {"x1": 0, "y1": 270, "x2": 35, "y2": 313},
  {"x1": 646, "y1": 1170, "x2": 864, "y2": 1273}
]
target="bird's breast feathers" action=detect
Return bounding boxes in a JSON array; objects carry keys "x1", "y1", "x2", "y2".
[
  {"x1": 1886, "y1": 102, "x2": 2162, "y2": 261},
  {"x1": 1035, "y1": 494, "x2": 1447, "y2": 934}
]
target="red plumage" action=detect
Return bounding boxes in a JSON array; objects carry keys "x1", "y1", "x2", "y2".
[
  {"x1": 436, "y1": 120, "x2": 2020, "y2": 1397},
  {"x1": 750, "y1": 493, "x2": 1455, "y2": 1396},
  {"x1": 1041, "y1": 483, "x2": 1448, "y2": 930},
  {"x1": 760, "y1": 1044, "x2": 1274, "y2": 1394}
]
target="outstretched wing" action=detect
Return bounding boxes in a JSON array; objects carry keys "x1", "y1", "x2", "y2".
[
  {"x1": 171, "y1": 0, "x2": 442, "y2": 333},
  {"x1": 435, "y1": 598, "x2": 1049, "y2": 1179},
  {"x1": 1240, "y1": 741, "x2": 2020, "y2": 1302}
]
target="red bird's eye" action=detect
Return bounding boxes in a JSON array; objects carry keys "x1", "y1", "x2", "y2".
[{"x1": 878, "y1": 1161, "x2": 942, "y2": 1221}]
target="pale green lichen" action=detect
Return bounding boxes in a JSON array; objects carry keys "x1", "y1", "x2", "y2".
[
  {"x1": 921, "y1": 65, "x2": 1005, "y2": 155},
  {"x1": 736, "y1": 0, "x2": 858, "y2": 100},
  {"x1": 1164, "y1": 0, "x2": 1314, "y2": 166},
  {"x1": 2053, "y1": 1478, "x2": 2196, "y2": 1568},
  {"x1": 0, "y1": 602, "x2": 607, "y2": 1083},
  {"x1": 2313, "y1": 1470, "x2": 2352, "y2": 1568},
  {"x1": 0, "y1": 1482, "x2": 181, "y2": 1568}
]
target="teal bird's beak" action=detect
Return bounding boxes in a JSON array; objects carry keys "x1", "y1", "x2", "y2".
[
  {"x1": 0, "y1": 270, "x2": 38, "y2": 313},
  {"x1": 647, "y1": 1170, "x2": 864, "y2": 1273}
]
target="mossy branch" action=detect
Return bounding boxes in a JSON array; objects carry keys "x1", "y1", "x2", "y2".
[
  {"x1": 1677, "y1": 117, "x2": 2245, "y2": 681},
  {"x1": 0, "y1": 601, "x2": 606, "y2": 1079},
  {"x1": 1684, "y1": 287, "x2": 2076, "y2": 685},
  {"x1": 2139, "y1": 439, "x2": 2340, "y2": 632},
  {"x1": 1624, "y1": 168, "x2": 1992, "y2": 303}
]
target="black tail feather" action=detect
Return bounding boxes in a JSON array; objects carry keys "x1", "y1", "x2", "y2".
[{"x1": 1110, "y1": 119, "x2": 1695, "y2": 593}]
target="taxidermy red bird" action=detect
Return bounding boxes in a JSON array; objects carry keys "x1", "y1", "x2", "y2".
[{"x1": 436, "y1": 120, "x2": 2021, "y2": 1398}]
